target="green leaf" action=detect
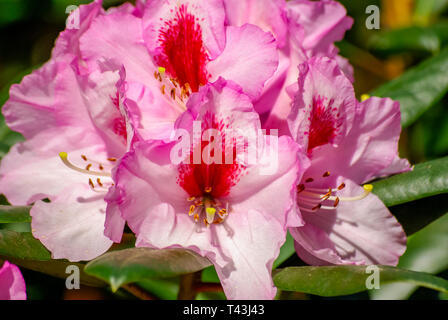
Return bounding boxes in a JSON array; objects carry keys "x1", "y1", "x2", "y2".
[
  {"x1": 273, "y1": 265, "x2": 448, "y2": 297},
  {"x1": 371, "y1": 47, "x2": 448, "y2": 127},
  {"x1": 372, "y1": 157, "x2": 448, "y2": 207},
  {"x1": 368, "y1": 26, "x2": 440, "y2": 56},
  {"x1": 370, "y1": 213, "x2": 448, "y2": 300},
  {"x1": 0, "y1": 205, "x2": 31, "y2": 223},
  {"x1": 0, "y1": 256, "x2": 105, "y2": 288},
  {"x1": 273, "y1": 231, "x2": 295, "y2": 269},
  {"x1": 137, "y1": 278, "x2": 180, "y2": 300},
  {"x1": 414, "y1": 0, "x2": 448, "y2": 24},
  {"x1": 0, "y1": 230, "x2": 50, "y2": 260},
  {"x1": 84, "y1": 247, "x2": 212, "y2": 292}
]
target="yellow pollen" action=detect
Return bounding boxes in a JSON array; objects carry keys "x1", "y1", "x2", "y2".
[
  {"x1": 364, "y1": 184, "x2": 373, "y2": 192},
  {"x1": 206, "y1": 207, "x2": 216, "y2": 224},
  {"x1": 158, "y1": 67, "x2": 166, "y2": 75},
  {"x1": 361, "y1": 94, "x2": 370, "y2": 102},
  {"x1": 189, "y1": 205, "x2": 196, "y2": 216}
]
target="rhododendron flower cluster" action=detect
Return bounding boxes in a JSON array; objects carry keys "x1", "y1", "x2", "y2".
[{"x1": 0, "y1": 0, "x2": 410, "y2": 300}]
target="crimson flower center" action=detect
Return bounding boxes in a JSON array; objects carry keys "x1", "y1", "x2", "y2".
[
  {"x1": 156, "y1": 4, "x2": 209, "y2": 93},
  {"x1": 307, "y1": 96, "x2": 340, "y2": 152},
  {"x1": 176, "y1": 114, "x2": 243, "y2": 226}
]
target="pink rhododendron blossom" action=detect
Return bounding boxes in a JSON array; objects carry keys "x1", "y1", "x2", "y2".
[
  {"x1": 222, "y1": 0, "x2": 354, "y2": 133},
  {"x1": 107, "y1": 79, "x2": 308, "y2": 299},
  {"x1": 0, "y1": 261, "x2": 26, "y2": 300},
  {"x1": 0, "y1": 56, "x2": 138, "y2": 261},
  {"x1": 79, "y1": 0, "x2": 279, "y2": 143},
  {"x1": 0, "y1": 0, "x2": 279, "y2": 262},
  {"x1": 287, "y1": 57, "x2": 410, "y2": 266}
]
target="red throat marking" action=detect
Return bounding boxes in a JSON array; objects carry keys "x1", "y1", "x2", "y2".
[
  {"x1": 156, "y1": 4, "x2": 209, "y2": 92},
  {"x1": 177, "y1": 114, "x2": 243, "y2": 199},
  {"x1": 307, "y1": 96, "x2": 340, "y2": 152}
]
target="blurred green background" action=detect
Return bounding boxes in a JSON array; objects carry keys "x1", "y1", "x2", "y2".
[{"x1": 0, "y1": 0, "x2": 447, "y2": 300}]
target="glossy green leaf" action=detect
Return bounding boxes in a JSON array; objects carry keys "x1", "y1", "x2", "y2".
[
  {"x1": 0, "y1": 230, "x2": 50, "y2": 260},
  {"x1": 389, "y1": 194, "x2": 448, "y2": 235},
  {"x1": 0, "y1": 256, "x2": 104, "y2": 288},
  {"x1": 0, "y1": 205, "x2": 31, "y2": 223},
  {"x1": 84, "y1": 247, "x2": 212, "y2": 291},
  {"x1": 273, "y1": 231, "x2": 295, "y2": 269},
  {"x1": 372, "y1": 157, "x2": 448, "y2": 207},
  {"x1": 414, "y1": 0, "x2": 448, "y2": 24},
  {"x1": 273, "y1": 265, "x2": 448, "y2": 297},
  {"x1": 368, "y1": 26, "x2": 440, "y2": 55},
  {"x1": 371, "y1": 213, "x2": 448, "y2": 299},
  {"x1": 371, "y1": 47, "x2": 448, "y2": 127}
]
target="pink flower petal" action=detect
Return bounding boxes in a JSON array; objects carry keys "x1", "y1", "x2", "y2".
[
  {"x1": 207, "y1": 24, "x2": 278, "y2": 100},
  {"x1": 305, "y1": 96, "x2": 410, "y2": 185},
  {"x1": 31, "y1": 184, "x2": 113, "y2": 262},
  {"x1": 223, "y1": 0, "x2": 287, "y2": 47},
  {"x1": 288, "y1": 57, "x2": 356, "y2": 152},
  {"x1": 0, "y1": 127, "x2": 105, "y2": 205},
  {"x1": 0, "y1": 261, "x2": 26, "y2": 300},
  {"x1": 291, "y1": 179, "x2": 407, "y2": 266}
]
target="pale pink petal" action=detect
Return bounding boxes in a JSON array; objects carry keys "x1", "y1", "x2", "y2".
[
  {"x1": 291, "y1": 179, "x2": 407, "y2": 266},
  {"x1": 2, "y1": 60, "x2": 90, "y2": 139},
  {"x1": 0, "y1": 127, "x2": 106, "y2": 205},
  {"x1": 79, "y1": 8, "x2": 155, "y2": 87},
  {"x1": 181, "y1": 78, "x2": 260, "y2": 133},
  {"x1": 210, "y1": 209, "x2": 285, "y2": 299},
  {"x1": 125, "y1": 81, "x2": 181, "y2": 141},
  {"x1": 288, "y1": 57, "x2": 356, "y2": 151},
  {"x1": 286, "y1": 0, "x2": 353, "y2": 55},
  {"x1": 253, "y1": 50, "x2": 291, "y2": 115},
  {"x1": 104, "y1": 185, "x2": 126, "y2": 243},
  {"x1": 207, "y1": 24, "x2": 278, "y2": 100},
  {"x1": 223, "y1": 0, "x2": 288, "y2": 47},
  {"x1": 52, "y1": 0, "x2": 104, "y2": 59},
  {"x1": 31, "y1": 183, "x2": 113, "y2": 262},
  {"x1": 335, "y1": 54, "x2": 355, "y2": 83},
  {"x1": 229, "y1": 136, "x2": 308, "y2": 228},
  {"x1": 0, "y1": 261, "x2": 26, "y2": 300},
  {"x1": 305, "y1": 96, "x2": 410, "y2": 185},
  {"x1": 76, "y1": 60, "x2": 128, "y2": 157}
]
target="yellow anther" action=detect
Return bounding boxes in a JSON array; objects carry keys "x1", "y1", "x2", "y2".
[
  {"x1": 158, "y1": 67, "x2": 166, "y2": 75},
  {"x1": 188, "y1": 205, "x2": 196, "y2": 216},
  {"x1": 360, "y1": 94, "x2": 370, "y2": 102},
  {"x1": 59, "y1": 152, "x2": 68, "y2": 160},
  {"x1": 206, "y1": 207, "x2": 216, "y2": 224},
  {"x1": 363, "y1": 184, "x2": 373, "y2": 192}
]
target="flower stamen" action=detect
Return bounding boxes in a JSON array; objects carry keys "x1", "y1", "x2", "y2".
[{"x1": 59, "y1": 152, "x2": 111, "y2": 177}]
